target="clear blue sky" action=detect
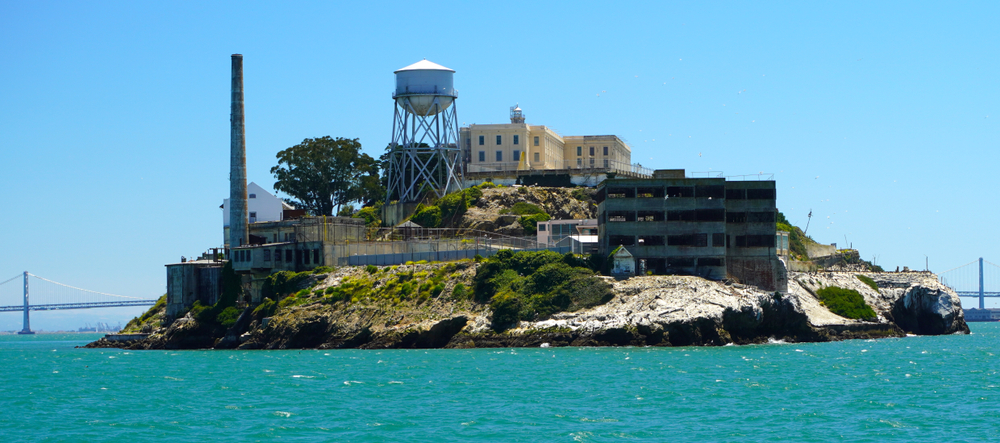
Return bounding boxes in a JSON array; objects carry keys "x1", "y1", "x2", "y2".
[{"x1": 2, "y1": 1, "x2": 998, "y2": 330}]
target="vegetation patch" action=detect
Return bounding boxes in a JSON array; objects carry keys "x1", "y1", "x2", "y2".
[
  {"x1": 122, "y1": 294, "x2": 167, "y2": 332},
  {"x1": 856, "y1": 275, "x2": 879, "y2": 292},
  {"x1": 475, "y1": 250, "x2": 613, "y2": 331},
  {"x1": 815, "y1": 286, "x2": 877, "y2": 321}
]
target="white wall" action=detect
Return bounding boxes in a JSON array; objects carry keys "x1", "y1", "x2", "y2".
[{"x1": 222, "y1": 182, "x2": 285, "y2": 227}]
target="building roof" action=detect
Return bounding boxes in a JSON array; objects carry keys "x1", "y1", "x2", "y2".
[{"x1": 395, "y1": 59, "x2": 454, "y2": 73}]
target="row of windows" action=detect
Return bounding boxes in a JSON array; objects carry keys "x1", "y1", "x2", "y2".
[
  {"x1": 232, "y1": 248, "x2": 322, "y2": 265},
  {"x1": 725, "y1": 211, "x2": 776, "y2": 223},
  {"x1": 609, "y1": 233, "x2": 774, "y2": 248},
  {"x1": 576, "y1": 146, "x2": 611, "y2": 156},
  {"x1": 477, "y1": 150, "x2": 523, "y2": 162},
  {"x1": 477, "y1": 135, "x2": 521, "y2": 145},
  {"x1": 605, "y1": 209, "x2": 727, "y2": 222},
  {"x1": 606, "y1": 185, "x2": 726, "y2": 199}
]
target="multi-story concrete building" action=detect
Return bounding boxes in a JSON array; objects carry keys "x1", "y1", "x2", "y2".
[
  {"x1": 459, "y1": 106, "x2": 644, "y2": 186},
  {"x1": 596, "y1": 169, "x2": 786, "y2": 291}
]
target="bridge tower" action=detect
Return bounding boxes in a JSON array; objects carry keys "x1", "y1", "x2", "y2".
[
  {"x1": 18, "y1": 271, "x2": 33, "y2": 335},
  {"x1": 980, "y1": 257, "x2": 985, "y2": 309}
]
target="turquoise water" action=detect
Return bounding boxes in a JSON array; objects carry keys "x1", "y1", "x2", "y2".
[{"x1": 2, "y1": 326, "x2": 998, "y2": 442}]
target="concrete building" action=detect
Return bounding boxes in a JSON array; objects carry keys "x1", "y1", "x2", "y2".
[
  {"x1": 596, "y1": 169, "x2": 786, "y2": 291},
  {"x1": 220, "y1": 182, "x2": 305, "y2": 248},
  {"x1": 537, "y1": 219, "x2": 598, "y2": 254},
  {"x1": 165, "y1": 258, "x2": 223, "y2": 319},
  {"x1": 459, "y1": 106, "x2": 646, "y2": 186}
]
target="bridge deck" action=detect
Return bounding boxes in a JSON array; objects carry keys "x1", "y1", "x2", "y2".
[{"x1": 0, "y1": 300, "x2": 157, "y2": 312}]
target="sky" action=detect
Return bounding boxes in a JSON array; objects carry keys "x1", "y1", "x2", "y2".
[{"x1": 1, "y1": 1, "x2": 998, "y2": 330}]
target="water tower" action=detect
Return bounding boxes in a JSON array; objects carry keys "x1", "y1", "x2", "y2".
[{"x1": 385, "y1": 60, "x2": 463, "y2": 205}]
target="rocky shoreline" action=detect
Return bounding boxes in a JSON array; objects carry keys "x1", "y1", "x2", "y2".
[{"x1": 85, "y1": 264, "x2": 968, "y2": 351}]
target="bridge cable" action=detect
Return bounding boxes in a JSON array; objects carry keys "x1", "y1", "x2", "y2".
[
  {"x1": 938, "y1": 259, "x2": 980, "y2": 276},
  {"x1": 26, "y1": 273, "x2": 144, "y2": 300},
  {"x1": 0, "y1": 274, "x2": 21, "y2": 286}
]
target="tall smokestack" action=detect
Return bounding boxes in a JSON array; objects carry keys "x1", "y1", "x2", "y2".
[{"x1": 229, "y1": 54, "x2": 248, "y2": 249}]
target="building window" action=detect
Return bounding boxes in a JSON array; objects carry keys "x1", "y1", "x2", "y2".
[
  {"x1": 577, "y1": 158, "x2": 582, "y2": 166},
  {"x1": 604, "y1": 159, "x2": 609, "y2": 168},
  {"x1": 478, "y1": 135, "x2": 484, "y2": 145},
  {"x1": 513, "y1": 135, "x2": 519, "y2": 145},
  {"x1": 534, "y1": 136, "x2": 539, "y2": 146},
  {"x1": 263, "y1": 249, "x2": 271, "y2": 261},
  {"x1": 603, "y1": 146, "x2": 608, "y2": 155},
  {"x1": 589, "y1": 146, "x2": 595, "y2": 156},
  {"x1": 286, "y1": 250, "x2": 293, "y2": 262},
  {"x1": 249, "y1": 193, "x2": 256, "y2": 199},
  {"x1": 496, "y1": 135, "x2": 502, "y2": 145},
  {"x1": 249, "y1": 211, "x2": 257, "y2": 223},
  {"x1": 246, "y1": 250, "x2": 252, "y2": 261},
  {"x1": 539, "y1": 224, "x2": 546, "y2": 232},
  {"x1": 577, "y1": 146, "x2": 582, "y2": 156},
  {"x1": 313, "y1": 249, "x2": 320, "y2": 264},
  {"x1": 534, "y1": 152, "x2": 540, "y2": 162},
  {"x1": 496, "y1": 151, "x2": 503, "y2": 162},
  {"x1": 478, "y1": 151, "x2": 485, "y2": 162},
  {"x1": 275, "y1": 249, "x2": 282, "y2": 262},
  {"x1": 513, "y1": 150, "x2": 520, "y2": 162}
]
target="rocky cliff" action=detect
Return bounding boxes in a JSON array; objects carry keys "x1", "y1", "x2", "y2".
[
  {"x1": 87, "y1": 263, "x2": 967, "y2": 350},
  {"x1": 455, "y1": 186, "x2": 595, "y2": 235}
]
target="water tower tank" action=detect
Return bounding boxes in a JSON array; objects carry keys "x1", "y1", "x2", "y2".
[{"x1": 394, "y1": 59, "x2": 456, "y2": 116}]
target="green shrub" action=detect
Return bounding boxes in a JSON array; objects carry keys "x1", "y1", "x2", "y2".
[
  {"x1": 411, "y1": 204, "x2": 442, "y2": 228},
  {"x1": 510, "y1": 202, "x2": 544, "y2": 215},
  {"x1": 490, "y1": 291, "x2": 523, "y2": 330},
  {"x1": 312, "y1": 266, "x2": 333, "y2": 274},
  {"x1": 216, "y1": 306, "x2": 242, "y2": 328},
  {"x1": 476, "y1": 250, "x2": 613, "y2": 331},
  {"x1": 365, "y1": 265, "x2": 378, "y2": 274},
  {"x1": 816, "y1": 286, "x2": 877, "y2": 320},
  {"x1": 253, "y1": 298, "x2": 278, "y2": 318},
  {"x1": 479, "y1": 181, "x2": 497, "y2": 189},
  {"x1": 856, "y1": 275, "x2": 879, "y2": 292},
  {"x1": 431, "y1": 283, "x2": 445, "y2": 297},
  {"x1": 262, "y1": 270, "x2": 312, "y2": 300},
  {"x1": 519, "y1": 212, "x2": 551, "y2": 235},
  {"x1": 437, "y1": 191, "x2": 469, "y2": 223},
  {"x1": 571, "y1": 188, "x2": 592, "y2": 202},
  {"x1": 353, "y1": 205, "x2": 382, "y2": 227},
  {"x1": 452, "y1": 283, "x2": 468, "y2": 299}
]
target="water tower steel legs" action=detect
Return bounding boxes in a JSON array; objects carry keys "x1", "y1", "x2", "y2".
[
  {"x1": 980, "y1": 257, "x2": 985, "y2": 310},
  {"x1": 386, "y1": 97, "x2": 462, "y2": 203},
  {"x1": 19, "y1": 271, "x2": 32, "y2": 335}
]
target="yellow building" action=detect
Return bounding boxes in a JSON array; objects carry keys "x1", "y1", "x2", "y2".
[{"x1": 460, "y1": 106, "x2": 636, "y2": 182}]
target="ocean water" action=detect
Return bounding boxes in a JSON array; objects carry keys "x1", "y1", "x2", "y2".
[{"x1": 1, "y1": 325, "x2": 998, "y2": 442}]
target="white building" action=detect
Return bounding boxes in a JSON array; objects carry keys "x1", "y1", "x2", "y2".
[{"x1": 222, "y1": 182, "x2": 294, "y2": 246}]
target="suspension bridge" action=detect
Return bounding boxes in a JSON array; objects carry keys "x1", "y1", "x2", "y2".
[
  {"x1": 0, "y1": 272, "x2": 159, "y2": 334},
  {"x1": 938, "y1": 258, "x2": 1000, "y2": 312}
]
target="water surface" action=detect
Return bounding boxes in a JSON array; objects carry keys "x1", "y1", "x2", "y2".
[{"x1": 2, "y1": 325, "x2": 998, "y2": 441}]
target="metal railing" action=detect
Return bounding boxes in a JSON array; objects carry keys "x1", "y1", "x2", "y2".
[{"x1": 465, "y1": 159, "x2": 652, "y2": 177}]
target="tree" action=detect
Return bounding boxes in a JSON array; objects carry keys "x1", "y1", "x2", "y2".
[{"x1": 270, "y1": 136, "x2": 381, "y2": 216}]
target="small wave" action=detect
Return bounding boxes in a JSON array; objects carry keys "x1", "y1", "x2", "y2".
[
  {"x1": 164, "y1": 376, "x2": 184, "y2": 381},
  {"x1": 273, "y1": 411, "x2": 292, "y2": 418},
  {"x1": 795, "y1": 349, "x2": 804, "y2": 352},
  {"x1": 388, "y1": 381, "x2": 403, "y2": 384},
  {"x1": 292, "y1": 375, "x2": 314, "y2": 379},
  {"x1": 343, "y1": 380, "x2": 364, "y2": 386},
  {"x1": 767, "y1": 338, "x2": 787, "y2": 345},
  {"x1": 540, "y1": 343, "x2": 550, "y2": 348}
]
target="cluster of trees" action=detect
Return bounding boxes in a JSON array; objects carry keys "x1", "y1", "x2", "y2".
[{"x1": 270, "y1": 136, "x2": 383, "y2": 217}]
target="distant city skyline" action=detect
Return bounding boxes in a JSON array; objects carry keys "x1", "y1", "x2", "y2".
[{"x1": 2, "y1": 1, "x2": 998, "y2": 329}]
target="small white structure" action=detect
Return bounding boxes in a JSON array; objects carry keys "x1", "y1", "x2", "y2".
[
  {"x1": 222, "y1": 182, "x2": 292, "y2": 227},
  {"x1": 611, "y1": 246, "x2": 636, "y2": 276}
]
